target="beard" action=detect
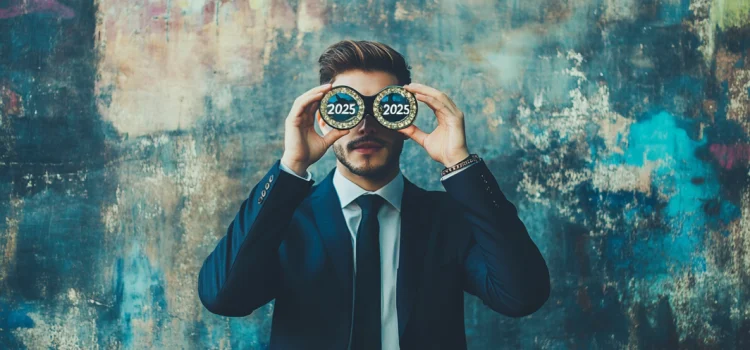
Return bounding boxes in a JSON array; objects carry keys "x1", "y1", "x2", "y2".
[{"x1": 333, "y1": 139, "x2": 403, "y2": 180}]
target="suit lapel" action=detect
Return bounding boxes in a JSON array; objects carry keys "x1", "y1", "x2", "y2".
[
  {"x1": 310, "y1": 168, "x2": 354, "y2": 300},
  {"x1": 397, "y1": 177, "x2": 430, "y2": 338}
]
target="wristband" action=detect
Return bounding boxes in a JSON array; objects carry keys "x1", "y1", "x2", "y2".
[{"x1": 441, "y1": 154, "x2": 481, "y2": 177}]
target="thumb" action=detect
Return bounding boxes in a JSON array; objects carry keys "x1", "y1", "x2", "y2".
[
  {"x1": 322, "y1": 128, "x2": 350, "y2": 147},
  {"x1": 398, "y1": 125, "x2": 428, "y2": 148}
]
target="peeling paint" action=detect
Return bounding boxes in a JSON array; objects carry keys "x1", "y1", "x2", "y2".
[{"x1": 710, "y1": 0, "x2": 750, "y2": 30}]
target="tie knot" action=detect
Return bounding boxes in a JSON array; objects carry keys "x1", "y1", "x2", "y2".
[{"x1": 356, "y1": 194, "x2": 385, "y2": 214}]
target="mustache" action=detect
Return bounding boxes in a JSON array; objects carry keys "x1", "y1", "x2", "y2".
[{"x1": 348, "y1": 136, "x2": 387, "y2": 151}]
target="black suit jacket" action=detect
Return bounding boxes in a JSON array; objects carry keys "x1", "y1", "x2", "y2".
[{"x1": 198, "y1": 159, "x2": 550, "y2": 349}]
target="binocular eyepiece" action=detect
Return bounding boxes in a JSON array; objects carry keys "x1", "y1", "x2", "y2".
[{"x1": 319, "y1": 85, "x2": 418, "y2": 130}]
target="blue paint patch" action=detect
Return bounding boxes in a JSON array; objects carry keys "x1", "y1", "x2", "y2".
[
  {"x1": 229, "y1": 313, "x2": 272, "y2": 349},
  {"x1": 704, "y1": 199, "x2": 743, "y2": 236},
  {"x1": 606, "y1": 236, "x2": 630, "y2": 273},
  {"x1": 664, "y1": 76, "x2": 704, "y2": 99},
  {"x1": 0, "y1": 302, "x2": 35, "y2": 329},
  {"x1": 599, "y1": 111, "x2": 720, "y2": 279},
  {"x1": 119, "y1": 242, "x2": 169, "y2": 348},
  {"x1": 656, "y1": 0, "x2": 692, "y2": 26},
  {"x1": 694, "y1": 257, "x2": 707, "y2": 272},
  {"x1": 5, "y1": 17, "x2": 61, "y2": 62}
]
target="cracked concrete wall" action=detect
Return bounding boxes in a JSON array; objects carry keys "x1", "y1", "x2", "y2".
[{"x1": 1, "y1": 0, "x2": 749, "y2": 348}]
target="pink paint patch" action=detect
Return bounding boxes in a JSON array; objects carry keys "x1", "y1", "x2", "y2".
[
  {"x1": 202, "y1": 0, "x2": 216, "y2": 26},
  {"x1": 147, "y1": 3, "x2": 168, "y2": 18},
  {"x1": 1, "y1": 85, "x2": 23, "y2": 116},
  {"x1": 709, "y1": 144, "x2": 750, "y2": 170},
  {"x1": 0, "y1": 0, "x2": 75, "y2": 19}
]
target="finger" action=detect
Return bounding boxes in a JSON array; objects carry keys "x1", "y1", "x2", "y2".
[
  {"x1": 299, "y1": 100, "x2": 320, "y2": 126},
  {"x1": 305, "y1": 98, "x2": 321, "y2": 115},
  {"x1": 322, "y1": 127, "x2": 350, "y2": 147},
  {"x1": 290, "y1": 91, "x2": 325, "y2": 119},
  {"x1": 306, "y1": 83, "x2": 332, "y2": 95},
  {"x1": 413, "y1": 92, "x2": 453, "y2": 121},
  {"x1": 397, "y1": 125, "x2": 428, "y2": 148},
  {"x1": 293, "y1": 83, "x2": 331, "y2": 112},
  {"x1": 405, "y1": 83, "x2": 460, "y2": 115}
]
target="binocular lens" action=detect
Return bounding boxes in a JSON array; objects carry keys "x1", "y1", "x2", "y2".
[
  {"x1": 372, "y1": 86, "x2": 417, "y2": 130},
  {"x1": 326, "y1": 92, "x2": 361, "y2": 122},
  {"x1": 378, "y1": 92, "x2": 410, "y2": 122},
  {"x1": 319, "y1": 86, "x2": 366, "y2": 130}
]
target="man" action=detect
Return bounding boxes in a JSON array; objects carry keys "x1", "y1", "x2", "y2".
[{"x1": 198, "y1": 40, "x2": 550, "y2": 349}]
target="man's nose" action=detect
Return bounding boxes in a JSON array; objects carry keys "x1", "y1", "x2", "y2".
[{"x1": 355, "y1": 113, "x2": 379, "y2": 134}]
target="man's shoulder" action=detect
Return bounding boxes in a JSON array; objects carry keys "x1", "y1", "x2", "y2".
[{"x1": 403, "y1": 181, "x2": 461, "y2": 213}]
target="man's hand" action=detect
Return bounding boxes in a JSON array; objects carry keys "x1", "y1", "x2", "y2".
[
  {"x1": 281, "y1": 83, "x2": 350, "y2": 176},
  {"x1": 397, "y1": 83, "x2": 470, "y2": 167}
]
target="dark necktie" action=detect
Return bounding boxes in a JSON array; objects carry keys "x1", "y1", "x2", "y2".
[{"x1": 351, "y1": 194, "x2": 385, "y2": 350}]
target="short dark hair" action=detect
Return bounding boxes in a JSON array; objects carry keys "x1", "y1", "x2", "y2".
[{"x1": 318, "y1": 40, "x2": 412, "y2": 86}]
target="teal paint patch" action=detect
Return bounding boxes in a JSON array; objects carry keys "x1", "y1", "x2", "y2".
[
  {"x1": 228, "y1": 312, "x2": 273, "y2": 349},
  {"x1": 120, "y1": 242, "x2": 169, "y2": 349},
  {"x1": 600, "y1": 111, "x2": 721, "y2": 278}
]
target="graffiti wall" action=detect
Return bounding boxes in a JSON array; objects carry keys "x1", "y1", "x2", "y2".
[{"x1": 1, "y1": 0, "x2": 749, "y2": 348}]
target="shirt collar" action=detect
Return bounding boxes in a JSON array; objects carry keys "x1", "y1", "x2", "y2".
[{"x1": 332, "y1": 167, "x2": 404, "y2": 212}]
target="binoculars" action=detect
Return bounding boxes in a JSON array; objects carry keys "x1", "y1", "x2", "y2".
[{"x1": 319, "y1": 85, "x2": 418, "y2": 130}]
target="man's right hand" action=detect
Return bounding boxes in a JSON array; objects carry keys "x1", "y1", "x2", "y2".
[{"x1": 280, "y1": 83, "x2": 350, "y2": 177}]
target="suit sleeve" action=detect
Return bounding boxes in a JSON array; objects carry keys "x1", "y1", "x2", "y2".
[
  {"x1": 197, "y1": 159, "x2": 315, "y2": 317},
  {"x1": 441, "y1": 159, "x2": 550, "y2": 317}
]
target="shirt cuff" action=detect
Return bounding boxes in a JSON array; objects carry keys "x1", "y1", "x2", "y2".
[
  {"x1": 440, "y1": 161, "x2": 478, "y2": 181},
  {"x1": 279, "y1": 160, "x2": 313, "y2": 181}
]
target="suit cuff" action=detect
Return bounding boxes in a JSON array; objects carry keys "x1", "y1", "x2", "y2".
[
  {"x1": 279, "y1": 160, "x2": 312, "y2": 181},
  {"x1": 440, "y1": 161, "x2": 478, "y2": 181}
]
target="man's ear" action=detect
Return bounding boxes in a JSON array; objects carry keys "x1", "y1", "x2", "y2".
[
  {"x1": 315, "y1": 111, "x2": 333, "y2": 135},
  {"x1": 316, "y1": 110, "x2": 329, "y2": 134}
]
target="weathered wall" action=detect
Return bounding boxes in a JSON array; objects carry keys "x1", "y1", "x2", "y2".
[{"x1": 1, "y1": 0, "x2": 749, "y2": 348}]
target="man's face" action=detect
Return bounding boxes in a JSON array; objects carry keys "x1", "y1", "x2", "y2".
[{"x1": 317, "y1": 70, "x2": 408, "y2": 179}]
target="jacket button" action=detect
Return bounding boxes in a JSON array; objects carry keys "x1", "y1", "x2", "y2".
[
  {"x1": 264, "y1": 183, "x2": 270, "y2": 190},
  {"x1": 269, "y1": 175, "x2": 274, "y2": 182},
  {"x1": 258, "y1": 197, "x2": 264, "y2": 204},
  {"x1": 261, "y1": 189, "x2": 267, "y2": 197}
]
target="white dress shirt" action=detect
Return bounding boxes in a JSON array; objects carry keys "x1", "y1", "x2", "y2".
[{"x1": 278, "y1": 160, "x2": 473, "y2": 349}]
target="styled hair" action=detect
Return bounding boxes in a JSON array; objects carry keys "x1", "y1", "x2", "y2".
[{"x1": 318, "y1": 40, "x2": 412, "y2": 86}]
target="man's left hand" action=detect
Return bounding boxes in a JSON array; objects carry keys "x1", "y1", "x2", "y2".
[{"x1": 398, "y1": 83, "x2": 470, "y2": 167}]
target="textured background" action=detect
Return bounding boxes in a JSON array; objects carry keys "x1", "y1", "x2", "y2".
[{"x1": 1, "y1": 0, "x2": 749, "y2": 348}]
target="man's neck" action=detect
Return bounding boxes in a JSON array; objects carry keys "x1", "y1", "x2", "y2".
[{"x1": 336, "y1": 162, "x2": 400, "y2": 192}]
